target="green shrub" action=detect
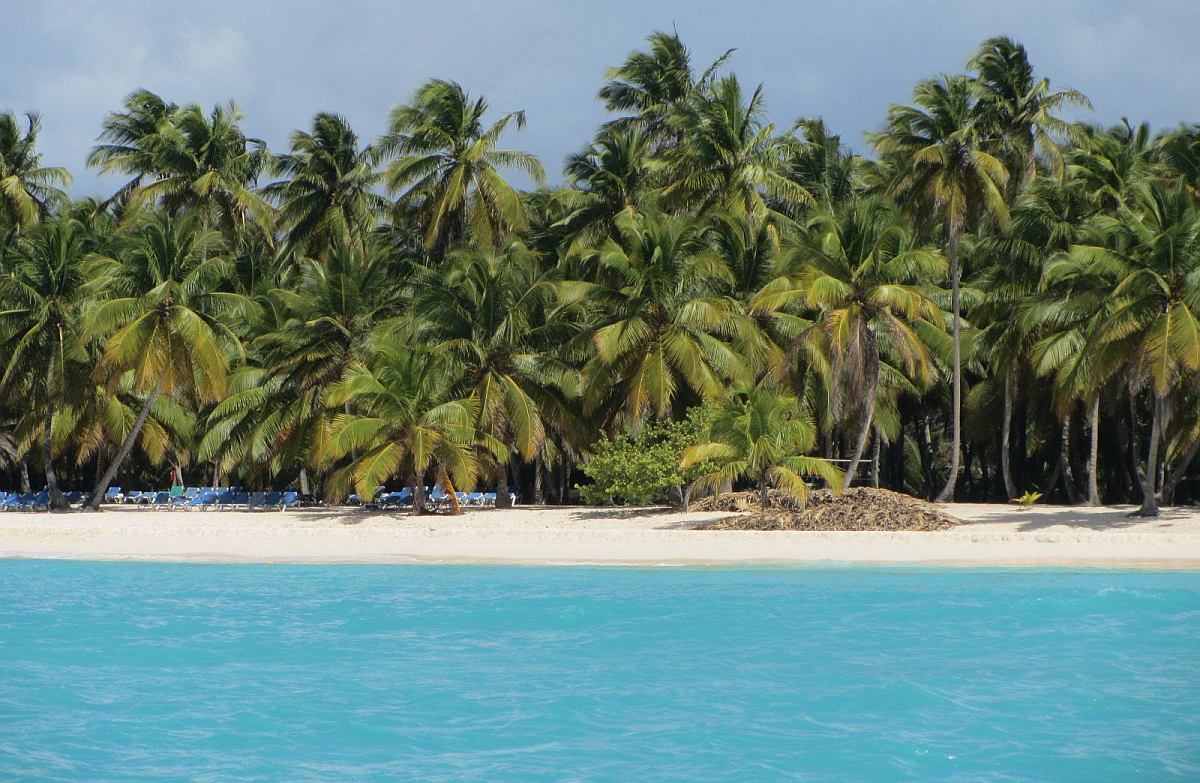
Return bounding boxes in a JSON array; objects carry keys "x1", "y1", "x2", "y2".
[{"x1": 578, "y1": 405, "x2": 718, "y2": 508}]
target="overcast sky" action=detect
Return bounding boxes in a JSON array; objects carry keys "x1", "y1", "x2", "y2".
[{"x1": 5, "y1": 0, "x2": 1198, "y2": 196}]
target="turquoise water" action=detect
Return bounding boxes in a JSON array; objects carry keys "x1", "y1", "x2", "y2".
[{"x1": 0, "y1": 562, "x2": 1197, "y2": 781}]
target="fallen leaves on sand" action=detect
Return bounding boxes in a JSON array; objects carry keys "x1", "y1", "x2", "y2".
[{"x1": 692, "y1": 487, "x2": 961, "y2": 531}]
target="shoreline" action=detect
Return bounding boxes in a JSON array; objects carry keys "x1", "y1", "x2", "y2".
[{"x1": 2, "y1": 503, "x2": 1200, "y2": 568}]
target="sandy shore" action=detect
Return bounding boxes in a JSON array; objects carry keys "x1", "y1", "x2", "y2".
[{"x1": 2, "y1": 502, "x2": 1200, "y2": 568}]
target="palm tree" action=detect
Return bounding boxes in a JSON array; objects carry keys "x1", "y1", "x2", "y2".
[
  {"x1": 574, "y1": 210, "x2": 754, "y2": 425},
  {"x1": 263, "y1": 113, "x2": 385, "y2": 265},
  {"x1": 681, "y1": 381, "x2": 840, "y2": 508},
  {"x1": 90, "y1": 98, "x2": 273, "y2": 242},
  {"x1": 405, "y1": 241, "x2": 581, "y2": 506},
  {"x1": 968, "y1": 36, "x2": 1089, "y2": 188},
  {"x1": 663, "y1": 75, "x2": 810, "y2": 216},
  {"x1": 323, "y1": 344, "x2": 478, "y2": 513},
  {"x1": 202, "y1": 238, "x2": 402, "y2": 485},
  {"x1": 0, "y1": 112, "x2": 70, "y2": 231},
  {"x1": 1057, "y1": 183, "x2": 1200, "y2": 515},
  {"x1": 869, "y1": 74, "x2": 1009, "y2": 501},
  {"x1": 86, "y1": 89, "x2": 178, "y2": 204},
  {"x1": 598, "y1": 30, "x2": 732, "y2": 146},
  {"x1": 553, "y1": 126, "x2": 656, "y2": 253},
  {"x1": 0, "y1": 219, "x2": 89, "y2": 508},
  {"x1": 377, "y1": 79, "x2": 546, "y2": 255},
  {"x1": 753, "y1": 197, "x2": 945, "y2": 486},
  {"x1": 83, "y1": 209, "x2": 255, "y2": 509}
]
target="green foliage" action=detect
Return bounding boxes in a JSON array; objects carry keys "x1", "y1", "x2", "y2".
[
  {"x1": 579, "y1": 405, "x2": 716, "y2": 505},
  {"x1": 1014, "y1": 490, "x2": 1042, "y2": 506}
]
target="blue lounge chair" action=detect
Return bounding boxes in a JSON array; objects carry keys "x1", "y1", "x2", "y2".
[
  {"x1": 428, "y1": 486, "x2": 449, "y2": 508},
  {"x1": 20, "y1": 490, "x2": 50, "y2": 511},
  {"x1": 185, "y1": 489, "x2": 218, "y2": 511},
  {"x1": 263, "y1": 491, "x2": 282, "y2": 509},
  {"x1": 103, "y1": 487, "x2": 122, "y2": 504},
  {"x1": 246, "y1": 491, "x2": 267, "y2": 510},
  {"x1": 466, "y1": 492, "x2": 485, "y2": 506},
  {"x1": 150, "y1": 491, "x2": 171, "y2": 510},
  {"x1": 278, "y1": 491, "x2": 300, "y2": 511}
]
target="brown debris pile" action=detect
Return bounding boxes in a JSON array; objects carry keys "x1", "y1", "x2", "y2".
[{"x1": 692, "y1": 487, "x2": 962, "y2": 531}]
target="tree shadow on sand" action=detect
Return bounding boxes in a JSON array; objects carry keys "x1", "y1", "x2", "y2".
[{"x1": 959, "y1": 505, "x2": 1190, "y2": 532}]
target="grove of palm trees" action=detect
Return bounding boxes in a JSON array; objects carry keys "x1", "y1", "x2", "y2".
[{"x1": 3, "y1": 32, "x2": 1200, "y2": 516}]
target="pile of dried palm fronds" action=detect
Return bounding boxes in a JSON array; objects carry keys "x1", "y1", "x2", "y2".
[{"x1": 693, "y1": 487, "x2": 961, "y2": 531}]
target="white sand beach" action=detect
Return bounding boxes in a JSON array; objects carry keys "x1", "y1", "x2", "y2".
[{"x1": 1, "y1": 502, "x2": 1200, "y2": 567}]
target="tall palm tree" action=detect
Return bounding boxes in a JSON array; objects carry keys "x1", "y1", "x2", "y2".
[
  {"x1": 553, "y1": 126, "x2": 656, "y2": 253},
  {"x1": 0, "y1": 112, "x2": 70, "y2": 231},
  {"x1": 405, "y1": 241, "x2": 581, "y2": 506},
  {"x1": 574, "y1": 210, "x2": 754, "y2": 425},
  {"x1": 968, "y1": 36, "x2": 1089, "y2": 188},
  {"x1": 263, "y1": 113, "x2": 385, "y2": 265},
  {"x1": 90, "y1": 98, "x2": 273, "y2": 242},
  {"x1": 83, "y1": 209, "x2": 255, "y2": 509},
  {"x1": 663, "y1": 75, "x2": 810, "y2": 216},
  {"x1": 201, "y1": 239, "x2": 400, "y2": 486},
  {"x1": 1056, "y1": 183, "x2": 1200, "y2": 515},
  {"x1": 681, "y1": 381, "x2": 840, "y2": 508},
  {"x1": 0, "y1": 219, "x2": 89, "y2": 508},
  {"x1": 323, "y1": 344, "x2": 479, "y2": 514},
  {"x1": 377, "y1": 79, "x2": 546, "y2": 255},
  {"x1": 753, "y1": 197, "x2": 945, "y2": 485},
  {"x1": 86, "y1": 89, "x2": 178, "y2": 204},
  {"x1": 869, "y1": 74, "x2": 1009, "y2": 501},
  {"x1": 598, "y1": 30, "x2": 732, "y2": 146}
]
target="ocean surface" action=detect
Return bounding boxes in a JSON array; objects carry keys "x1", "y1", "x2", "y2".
[{"x1": 0, "y1": 562, "x2": 1197, "y2": 781}]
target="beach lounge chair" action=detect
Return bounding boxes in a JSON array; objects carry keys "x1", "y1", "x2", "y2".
[
  {"x1": 216, "y1": 491, "x2": 249, "y2": 511},
  {"x1": 185, "y1": 489, "x2": 218, "y2": 511},
  {"x1": 465, "y1": 492, "x2": 485, "y2": 506},
  {"x1": 103, "y1": 487, "x2": 122, "y2": 504},
  {"x1": 150, "y1": 491, "x2": 171, "y2": 510},
  {"x1": 277, "y1": 491, "x2": 300, "y2": 511},
  {"x1": 246, "y1": 491, "x2": 268, "y2": 510},
  {"x1": 263, "y1": 491, "x2": 282, "y2": 509},
  {"x1": 20, "y1": 490, "x2": 50, "y2": 511},
  {"x1": 0, "y1": 493, "x2": 22, "y2": 511},
  {"x1": 428, "y1": 486, "x2": 449, "y2": 509}
]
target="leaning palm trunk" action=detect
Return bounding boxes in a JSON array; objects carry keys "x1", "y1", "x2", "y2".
[
  {"x1": 936, "y1": 230, "x2": 963, "y2": 502},
  {"x1": 842, "y1": 358, "x2": 878, "y2": 488},
  {"x1": 1137, "y1": 394, "x2": 1164, "y2": 516},
  {"x1": 87, "y1": 378, "x2": 164, "y2": 510},
  {"x1": 1086, "y1": 397, "x2": 1101, "y2": 506},
  {"x1": 870, "y1": 428, "x2": 881, "y2": 488},
  {"x1": 1001, "y1": 369, "x2": 1017, "y2": 499},
  {"x1": 1162, "y1": 436, "x2": 1200, "y2": 505},
  {"x1": 42, "y1": 357, "x2": 66, "y2": 510}
]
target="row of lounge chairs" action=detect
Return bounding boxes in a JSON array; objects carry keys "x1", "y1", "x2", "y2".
[
  {"x1": 0, "y1": 488, "x2": 301, "y2": 512},
  {"x1": 0, "y1": 490, "x2": 91, "y2": 511},
  {"x1": 350, "y1": 486, "x2": 518, "y2": 510},
  {"x1": 112, "y1": 487, "x2": 302, "y2": 511}
]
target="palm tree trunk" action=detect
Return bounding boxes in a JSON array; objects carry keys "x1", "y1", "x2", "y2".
[
  {"x1": 87, "y1": 377, "x2": 164, "y2": 510},
  {"x1": 758, "y1": 473, "x2": 771, "y2": 509},
  {"x1": 1128, "y1": 386, "x2": 1149, "y2": 499},
  {"x1": 842, "y1": 354, "x2": 879, "y2": 488},
  {"x1": 410, "y1": 473, "x2": 424, "y2": 515},
  {"x1": 440, "y1": 470, "x2": 462, "y2": 515},
  {"x1": 1001, "y1": 368, "x2": 1017, "y2": 499},
  {"x1": 1137, "y1": 394, "x2": 1163, "y2": 516},
  {"x1": 496, "y1": 457, "x2": 515, "y2": 509},
  {"x1": 870, "y1": 428, "x2": 881, "y2": 488},
  {"x1": 936, "y1": 230, "x2": 963, "y2": 502},
  {"x1": 42, "y1": 356, "x2": 66, "y2": 510},
  {"x1": 1059, "y1": 412, "x2": 1079, "y2": 505},
  {"x1": 298, "y1": 467, "x2": 311, "y2": 496},
  {"x1": 1086, "y1": 397, "x2": 1101, "y2": 506},
  {"x1": 1162, "y1": 436, "x2": 1200, "y2": 505},
  {"x1": 19, "y1": 458, "x2": 32, "y2": 495}
]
